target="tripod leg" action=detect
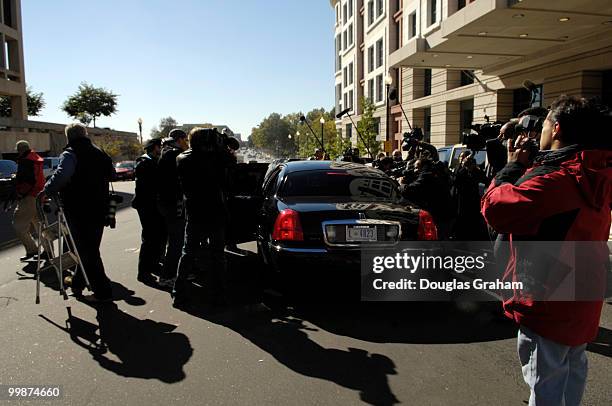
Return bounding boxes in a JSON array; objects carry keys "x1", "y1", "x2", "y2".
[
  {"x1": 35, "y1": 222, "x2": 42, "y2": 304},
  {"x1": 62, "y1": 210, "x2": 91, "y2": 291},
  {"x1": 57, "y1": 217, "x2": 68, "y2": 300}
]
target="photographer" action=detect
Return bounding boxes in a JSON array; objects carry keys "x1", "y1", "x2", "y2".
[
  {"x1": 451, "y1": 154, "x2": 488, "y2": 240},
  {"x1": 172, "y1": 128, "x2": 237, "y2": 309},
  {"x1": 157, "y1": 129, "x2": 189, "y2": 289},
  {"x1": 481, "y1": 96, "x2": 611, "y2": 405},
  {"x1": 399, "y1": 157, "x2": 453, "y2": 239},
  {"x1": 484, "y1": 120, "x2": 516, "y2": 179},
  {"x1": 43, "y1": 123, "x2": 115, "y2": 303},
  {"x1": 13, "y1": 140, "x2": 46, "y2": 261},
  {"x1": 132, "y1": 138, "x2": 166, "y2": 284}
]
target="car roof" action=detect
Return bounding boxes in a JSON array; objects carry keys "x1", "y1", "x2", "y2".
[{"x1": 281, "y1": 160, "x2": 385, "y2": 175}]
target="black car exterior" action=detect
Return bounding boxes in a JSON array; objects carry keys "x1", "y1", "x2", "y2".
[{"x1": 228, "y1": 161, "x2": 438, "y2": 297}]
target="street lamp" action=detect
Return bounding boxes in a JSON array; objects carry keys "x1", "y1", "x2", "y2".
[
  {"x1": 137, "y1": 117, "x2": 143, "y2": 145},
  {"x1": 320, "y1": 117, "x2": 325, "y2": 153},
  {"x1": 288, "y1": 134, "x2": 292, "y2": 158},
  {"x1": 296, "y1": 131, "x2": 300, "y2": 157},
  {"x1": 385, "y1": 73, "x2": 393, "y2": 149}
]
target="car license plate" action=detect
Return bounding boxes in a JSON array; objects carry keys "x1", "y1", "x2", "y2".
[{"x1": 346, "y1": 226, "x2": 377, "y2": 242}]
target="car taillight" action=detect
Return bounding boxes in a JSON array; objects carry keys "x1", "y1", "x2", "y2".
[
  {"x1": 417, "y1": 210, "x2": 438, "y2": 240},
  {"x1": 272, "y1": 209, "x2": 304, "y2": 241}
]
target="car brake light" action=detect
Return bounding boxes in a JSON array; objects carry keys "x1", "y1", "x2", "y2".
[
  {"x1": 272, "y1": 209, "x2": 304, "y2": 241},
  {"x1": 417, "y1": 210, "x2": 438, "y2": 240}
]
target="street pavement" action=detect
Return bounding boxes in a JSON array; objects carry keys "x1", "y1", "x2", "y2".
[{"x1": 0, "y1": 181, "x2": 610, "y2": 406}]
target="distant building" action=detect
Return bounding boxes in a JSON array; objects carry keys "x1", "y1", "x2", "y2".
[{"x1": 234, "y1": 133, "x2": 242, "y2": 142}]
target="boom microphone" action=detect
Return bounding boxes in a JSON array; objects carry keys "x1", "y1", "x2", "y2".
[
  {"x1": 523, "y1": 80, "x2": 537, "y2": 92},
  {"x1": 335, "y1": 108, "x2": 351, "y2": 119}
]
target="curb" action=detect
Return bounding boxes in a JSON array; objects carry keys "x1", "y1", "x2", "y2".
[{"x1": 0, "y1": 238, "x2": 18, "y2": 251}]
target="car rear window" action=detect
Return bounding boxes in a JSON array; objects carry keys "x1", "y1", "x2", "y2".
[
  {"x1": 0, "y1": 160, "x2": 17, "y2": 176},
  {"x1": 280, "y1": 170, "x2": 399, "y2": 201},
  {"x1": 116, "y1": 162, "x2": 134, "y2": 168}
]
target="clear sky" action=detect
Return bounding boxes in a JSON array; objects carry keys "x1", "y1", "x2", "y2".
[{"x1": 21, "y1": 0, "x2": 335, "y2": 139}]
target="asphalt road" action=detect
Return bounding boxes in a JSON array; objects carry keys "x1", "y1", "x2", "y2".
[{"x1": 0, "y1": 181, "x2": 610, "y2": 406}]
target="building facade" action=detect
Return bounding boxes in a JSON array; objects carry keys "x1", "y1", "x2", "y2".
[{"x1": 332, "y1": 0, "x2": 612, "y2": 150}]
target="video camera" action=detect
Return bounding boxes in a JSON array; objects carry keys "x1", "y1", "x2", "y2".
[
  {"x1": 462, "y1": 117, "x2": 503, "y2": 151},
  {"x1": 197, "y1": 128, "x2": 240, "y2": 153},
  {"x1": 400, "y1": 128, "x2": 424, "y2": 151}
]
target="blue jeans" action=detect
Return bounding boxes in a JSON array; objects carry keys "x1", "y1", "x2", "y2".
[{"x1": 518, "y1": 326, "x2": 588, "y2": 406}]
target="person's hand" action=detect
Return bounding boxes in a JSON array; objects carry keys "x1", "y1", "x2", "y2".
[{"x1": 507, "y1": 135, "x2": 533, "y2": 167}]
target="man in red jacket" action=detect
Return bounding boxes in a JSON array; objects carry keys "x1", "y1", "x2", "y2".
[
  {"x1": 482, "y1": 95, "x2": 611, "y2": 406},
  {"x1": 13, "y1": 140, "x2": 46, "y2": 261}
]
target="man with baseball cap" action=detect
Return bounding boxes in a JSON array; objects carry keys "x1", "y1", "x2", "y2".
[{"x1": 132, "y1": 137, "x2": 165, "y2": 284}]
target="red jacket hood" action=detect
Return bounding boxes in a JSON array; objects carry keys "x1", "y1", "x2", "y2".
[{"x1": 560, "y1": 149, "x2": 612, "y2": 210}]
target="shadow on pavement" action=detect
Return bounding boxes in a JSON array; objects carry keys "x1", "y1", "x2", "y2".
[
  {"x1": 41, "y1": 303, "x2": 192, "y2": 384},
  {"x1": 588, "y1": 326, "x2": 612, "y2": 358}
]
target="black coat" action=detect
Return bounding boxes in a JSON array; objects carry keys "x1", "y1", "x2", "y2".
[{"x1": 132, "y1": 153, "x2": 159, "y2": 210}]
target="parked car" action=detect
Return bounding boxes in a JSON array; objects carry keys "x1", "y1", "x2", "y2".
[
  {"x1": 228, "y1": 160, "x2": 438, "y2": 298},
  {"x1": 43, "y1": 157, "x2": 61, "y2": 179},
  {"x1": 0, "y1": 159, "x2": 17, "y2": 179},
  {"x1": 114, "y1": 161, "x2": 136, "y2": 181},
  {"x1": 0, "y1": 160, "x2": 17, "y2": 206}
]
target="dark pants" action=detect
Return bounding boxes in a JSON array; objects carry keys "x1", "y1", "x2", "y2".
[
  {"x1": 136, "y1": 206, "x2": 166, "y2": 277},
  {"x1": 66, "y1": 214, "x2": 112, "y2": 299},
  {"x1": 173, "y1": 218, "x2": 227, "y2": 301},
  {"x1": 158, "y1": 202, "x2": 185, "y2": 280}
]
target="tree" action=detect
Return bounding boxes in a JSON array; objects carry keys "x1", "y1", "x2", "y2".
[
  {"x1": 0, "y1": 86, "x2": 46, "y2": 117},
  {"x1": 150, "y1": 116, "x2": 178, "y2": 139},
  {"x1": 356, "y1": 97, "x2": 381, "y2": 157},
  {"x1": 62, "y1": 82, "x2": 118, "y2": 127}
]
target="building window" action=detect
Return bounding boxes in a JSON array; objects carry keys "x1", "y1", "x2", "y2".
[
  {"x1": 513, "y1": 85, "x2": 543, "y2": 116},
  {"x1": 336, "y1": 84, "x2": 342, "y2": 112},
  {"x1": 344, "y1": 93, "x2": 348, "y2": 111},
  {"x1": 423, "y1": 107, "x2": 431, "y2": 143},
  {"x1": 376, "y1": 0, "x2": 384, "y2": 18},
  {"x1": 368, "y1": 1, "x2": 374, "y2": 25},
  {"x1": 428, "y1": 0, "x2": 437, "y2": 26},
  {"x1": 368, "y1": 46, "x2": 374, "y2": 73},
  {"x1": 376, "y1": 74, "x2": 383, "y2": 102},
  {"x1": 349, "y1": 90, "x2": 354, "y2": 110},
  {"x1": 348, "y1": 24, "x2": 353, "y2": 46},
  {"x1": 348, "y1": 0, "x2": 353, "y2": 18},
  {"x1": 368, "y1": 79, "x2": 374, "y2": 102},
  {"x1": 373, "y1": 117, "x2": 381, "y2": 137},
  {"x1": 460, "y1": 99, "x2": 474, "y2": 133},
  {"x1": 408, "y1": 12, "x2": 417, "y2": 39},
  {"x1": 335, "y1": 35, "x2": 341, "y2": 72},
  {"x1": 343, "y1": 67, "x2": 348, "y2": 87},
  {"x1": 348, "y1": 62, "x2": 354, "y2": 85},
  {"x1": 376, "y1": 38, "x2": 383, "y2": 68},
  {"x1": 424, "y1": 69, "x2": 432, "y2": 96},
  {"x1": 343, "y1": 3, "x2": 348, "y2": 25},
  {"x1": 343, "y1": 30, "x2": 347, "y2": 50},
  {"x1": 458, "y1": 0, "x2": 466, "y2": 11},
  {"x1": 460, "y1": 70, "x2": 474, "y2": 86},
  {"x1": 346, "y1": 124, "x2": 353, "y2": 140}
]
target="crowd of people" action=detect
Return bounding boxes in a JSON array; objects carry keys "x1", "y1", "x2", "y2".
[{"x1": 6, "y1": 94, "x2": 611, "y2": 406}]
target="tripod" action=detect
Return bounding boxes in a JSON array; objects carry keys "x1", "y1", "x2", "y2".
[{"x1": 35, "y1": 195, "x2": 91, "y2": 304}]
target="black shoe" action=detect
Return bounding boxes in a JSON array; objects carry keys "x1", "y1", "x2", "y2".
[
  {"x1": 20, "y1": 252, "x2": 38, "y2": 262},
  {"x1": 172, "y1": 296, "x2": 190, "y2": 310},
  {"x1": 137, "y1": 273, "x2": 157, "y2": 285}
]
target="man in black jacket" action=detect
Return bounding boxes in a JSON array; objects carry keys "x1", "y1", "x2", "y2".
[
  {"x1": 44, "y1": 123, "x2": 115, "y2": 302},
  {"x1": 399, "y1": 158, "x2": 453, "y2": 239},
  {"x1": 172, "y1": 128, "x2": 236, "y2": 308},
  {"x1": 157, "y1": 129, "x2": 189, "y2": 288},
  {"x1": 132, "y1": 138, "x2": 165, "y2": 284}
]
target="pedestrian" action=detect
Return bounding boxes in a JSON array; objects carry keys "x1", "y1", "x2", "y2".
[
  {"x1": 172, "y1": 128, "x2": 236, "y2": 309},
  {"x1": 157, "y1": 129, "x2": 189, "y2": 289},
  {"x1": 392, "y1": 149, "x2": 402, "y2": 162},
  {"x1": 481, "y1": 96, "x2": 611, "y2": 405},
  {"x1": 309, "y1": 148, "x2": 323, "y2": 161},
  {"x1": 132, "y1": 137, "x2": 166, "y2": 285},
  {"x1": 43, "y1": 123, "x2": 115, "y2": 302},
  {"x1": 13, "y1": 140, "x2": 46, "y2": 261},
  {"x1": 451, "y1": 155, "x2": 488, "y2": 240}
]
